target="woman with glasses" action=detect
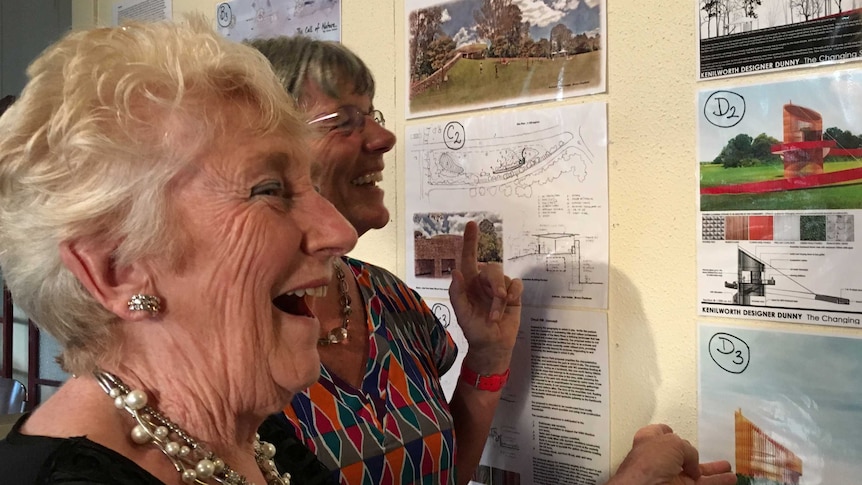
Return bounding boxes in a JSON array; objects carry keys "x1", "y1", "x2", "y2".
[
  {"x1": 249, "y1": 38, "x2": 735, "y2": 485},
  {"x1": 250, "y1": 36, "x2": 523, "y2": 485}
]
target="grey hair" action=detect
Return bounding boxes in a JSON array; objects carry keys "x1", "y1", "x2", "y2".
[
  {"x1": 246, "y1": 36, "x2": 376, "y2": 105},
  {"x1": 0, "y1": 16, "x2": 305, "y2": 375}
]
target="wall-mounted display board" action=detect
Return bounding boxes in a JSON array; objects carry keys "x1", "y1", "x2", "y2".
[
  {"x1": 697, "y1": 70, "x2": 862, "y2": 328},
  {"x1": 697, "y1": 1, "x2": 862, "y2": 80},
  {"x1": 405, "y1": 0, "x2": 606, "y2": 118},
  {"x1": 699, "y1": 324, "x2": 862, "y2": 484}
]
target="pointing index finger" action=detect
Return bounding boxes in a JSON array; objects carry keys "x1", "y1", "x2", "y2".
[{"x1": 460, "y1": 220, "x2": 479, "y2": 280}]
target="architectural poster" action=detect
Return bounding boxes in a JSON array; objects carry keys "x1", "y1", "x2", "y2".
[
  {"x1": 697, "y1": 70, "x2": 862, "y2": 328},
  {"x1": 469, "y1": 308, "x2": 609, "y2": 485},
  {"x1": 216, "y1": 0, "x2": 340, "y2": 42},
  {"x1": 405, "y1": 102, "x2": 609, "y2": 310},
  {"x1": 405, "y1": 0, "x2": 605, "y2": 118},
  {"x1": 699, "y1": 324, "x2": 862, "y2": 484},
  {"x1": 697, "y1": 0, "x2": 862, "y2": 80}
]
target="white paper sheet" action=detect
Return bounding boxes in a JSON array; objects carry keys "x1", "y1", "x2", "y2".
[
  {"x1": 405, "y1": 102, "x2": 609, "y2": 310},
  {"x1": 697, "y1": 70, "x2": 862, "y2": 328},
  {"x1": 112, "y1": 0, "x2": 172, "y2": 25},
  {"x1": 697, "y1": 1, "x2": 862, "y2": 80},
  {"x1": 216, "y1": 0, "x2": 341, "y2": 42},
  {"x1": 467, "y1": 308, "x2": 609, "y2": 485}
]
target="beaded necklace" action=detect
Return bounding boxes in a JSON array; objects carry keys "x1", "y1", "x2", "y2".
[
  {"x1": 318, "y1": 259, "x2": 351, "y2": 346},
  {"x1": 95, "y1": 371, "x2": 291, "y2": 485}
]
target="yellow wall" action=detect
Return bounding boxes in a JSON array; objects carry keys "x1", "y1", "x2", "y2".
[{"x1": 69, "y1": 0, "x2": 861, "y2": 473}]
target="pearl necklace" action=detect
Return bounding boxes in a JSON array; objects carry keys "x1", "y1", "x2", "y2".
[
  {"x1": 318, "y1": 259, "x2": 351, "y2": 346},
  {"x1": 95, "y1": 371, "x2": 290, "y2": 485}
]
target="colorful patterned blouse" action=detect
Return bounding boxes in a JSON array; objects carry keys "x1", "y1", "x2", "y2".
[{"x1": 283, "y1": 257, "x2": 458, "y2": 485}]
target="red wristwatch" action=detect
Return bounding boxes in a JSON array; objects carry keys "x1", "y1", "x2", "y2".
[{"x1": 459, "y1": 363, "x2": 510, "y2": 392}]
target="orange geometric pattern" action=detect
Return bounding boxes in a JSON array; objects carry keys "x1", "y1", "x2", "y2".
[{"x1": 283, "y1": 257, "x2": 458, "y2": 485}]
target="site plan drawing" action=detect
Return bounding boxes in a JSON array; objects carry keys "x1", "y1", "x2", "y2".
[
  {"x1": 698, "y1": 71, "x2": 862, "y2": 328},
  {"x1": 405, "y1": 102, "x2": 608, "y2": 309}
]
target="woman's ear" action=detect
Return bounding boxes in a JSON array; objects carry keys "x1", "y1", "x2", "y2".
[{"x1": 59, "y1": 239, "x2": 156, "y2": 321}]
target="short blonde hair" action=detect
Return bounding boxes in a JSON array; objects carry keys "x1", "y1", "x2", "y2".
[{"x1": 0, "y1": 16, "x2": 306, "y2": 375}]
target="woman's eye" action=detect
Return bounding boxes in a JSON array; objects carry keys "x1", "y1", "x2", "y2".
[
  {"x1": 250, "y1": 181, "x2": 284, "y2": 198},
  {"x1": 326, "y1": 114, "x2": 354, "y2": 133}
]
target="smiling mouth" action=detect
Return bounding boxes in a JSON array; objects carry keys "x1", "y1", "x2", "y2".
[
  {"x1": 351, "y1": 172, "x2": 383, "y2": 186},
  {"x1": 272, "y1": 285, "x2": 327, "y2": 317}
]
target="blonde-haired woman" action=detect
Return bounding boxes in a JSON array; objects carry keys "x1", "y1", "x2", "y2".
[{"x1": 0, "y1": 18, "x2": 354, "y2": 484}]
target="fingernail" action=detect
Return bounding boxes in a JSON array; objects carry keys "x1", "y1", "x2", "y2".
[{"x1": 491, "y1": 311, "x2": 500, "y2": 321}]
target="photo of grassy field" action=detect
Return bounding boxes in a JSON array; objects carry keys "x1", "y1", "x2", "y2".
[
  {"x1": 407, "y1": 0, "x2": 604, "y2": 117},
  {"x1": 410, "y1": 53, "x2": 601, "y2": 114},
  {"x1": 700, "y1": 159, "x2": 862, "y2": 211}
]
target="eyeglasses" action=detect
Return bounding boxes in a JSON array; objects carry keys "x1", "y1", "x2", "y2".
[{"x1": 308, "y1": 105, "x2": 385, "y2": 135}]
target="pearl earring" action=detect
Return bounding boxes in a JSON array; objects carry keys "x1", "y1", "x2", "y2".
[{"x1": 127, "y1": 294, "x2": 161, "y2": 316}]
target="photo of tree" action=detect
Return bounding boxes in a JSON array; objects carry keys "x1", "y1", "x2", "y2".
[{"x1": 406, "y1": 0, "x2": 605, "y2": 117}]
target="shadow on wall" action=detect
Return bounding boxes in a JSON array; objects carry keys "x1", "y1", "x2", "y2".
[{"x1": 608, "y1": 266, "x2": 659, "y2": 444}]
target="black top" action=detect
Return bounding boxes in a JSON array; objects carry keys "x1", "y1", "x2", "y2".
[
  {"x1": 257, "y1": 414, "x2": 335, "y2": 485},
  {"x1": 0, "y1": 414, "x2": 335, "y2": 485},
  {"x1": 0, "y1": 414, "x2": 160, "y2": 484}
]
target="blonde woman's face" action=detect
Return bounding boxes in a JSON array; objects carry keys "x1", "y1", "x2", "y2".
[{"x1": 151, "y1": 105, "x2": 357, "y2": 402}]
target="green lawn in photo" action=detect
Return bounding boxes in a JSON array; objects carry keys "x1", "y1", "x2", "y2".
[
  {"x1": 409, "y1": 51, "x2": 601, "y2": 114},
  {"x1": 699, "y1": 160, "x2": 862, "y2": 211}
]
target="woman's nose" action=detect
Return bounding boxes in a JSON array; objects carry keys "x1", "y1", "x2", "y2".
[
  {"x1": 301, "y1": 193, "x2": 358, "y2": 256},
  {"x1": 364, "y1": 120, "x2": 397, "y2": 154}
]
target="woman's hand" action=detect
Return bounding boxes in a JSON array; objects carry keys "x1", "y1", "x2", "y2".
[{"x1": 448, "y1": 221, "x2": 523, "y2": 372}]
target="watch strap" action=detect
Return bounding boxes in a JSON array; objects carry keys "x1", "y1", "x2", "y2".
[{"x1": 459, "y1": 363, "x2": 510, "y2": 392}]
